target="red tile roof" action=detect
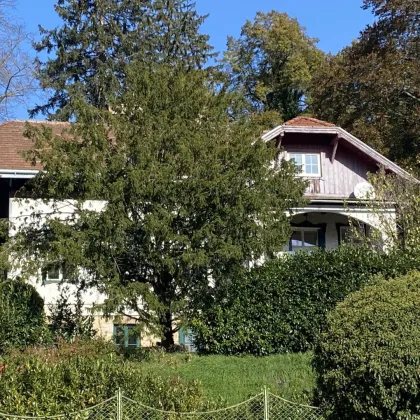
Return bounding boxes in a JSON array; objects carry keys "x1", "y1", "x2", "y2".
[
  {"x1": 0, "y1": 120, "x2": 70, "y2": 170},
  {"x1": 284, "y1": 116, "x2": 335, "y2": 127}
]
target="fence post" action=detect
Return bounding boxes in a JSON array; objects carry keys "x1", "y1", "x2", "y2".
[
  {"x1": 116, "y1": 388, "x2": 122, "y2": 420},
  {"x1": 264, "y1": 386, "x2": 269, "y2": 420}
]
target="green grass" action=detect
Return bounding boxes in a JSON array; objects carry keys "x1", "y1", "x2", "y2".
[{"x1": 137, "y1": 352, "x2": 315, "y2": 406}]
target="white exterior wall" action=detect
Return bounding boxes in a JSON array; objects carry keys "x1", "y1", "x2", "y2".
[
  {"x1": 8, "y1": 198, "x2": 179, "y2": 345},
  {"x1": 9, "y1": 198, "x2": 112, "y2": 340},
  {"x1": 8, "y1": 198, "x2": 397, "y2": 341}
]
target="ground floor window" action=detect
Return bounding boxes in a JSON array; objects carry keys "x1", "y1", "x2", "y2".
[
  {"x1": 339, "y1": 224, "x2": 366, "y2": 245},
  {"x1": 42, "y1": 263, "x2": 70, "y2": 285},
  {"x1": 289, "y1": 228, "x2": 319, "y2": 252},
  {"x1": 178, "y1": 328, "x2": 197, "y2": 352},
  {"x1": 113, "y1": 324, "x2": 140, "y2": 348}
]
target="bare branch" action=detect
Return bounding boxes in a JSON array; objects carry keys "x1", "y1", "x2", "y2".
[{"x1": 0, "y1": 0, "x2": 39, "y2": 120}]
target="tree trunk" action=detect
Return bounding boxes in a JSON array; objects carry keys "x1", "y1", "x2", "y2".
[
  {"x1": 160, "y1": 308, "x2": 174, "y2": 349},
  {"x1": 156, "y1": 271, "x2": 175, "y2": 350}
]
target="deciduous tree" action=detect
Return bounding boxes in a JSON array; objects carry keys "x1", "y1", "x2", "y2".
[
  {"x1": 0, "y1": 0, "x2": 37, "y2": 120},
  {"x1": 310, "y1": 0, "x2": 420, "y2": 175},
  {"x1": 224, "y1": 11, "x2": 324, "y2": 128}
]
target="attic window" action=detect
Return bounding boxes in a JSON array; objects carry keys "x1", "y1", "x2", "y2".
[{"x1": 288, "y1": 153, "x2": 321, "y2": 177}]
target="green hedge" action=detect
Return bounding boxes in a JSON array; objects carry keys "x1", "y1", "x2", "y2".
[
  {"x1": 0, "y1": 280, "x2": 48, "y2": 351},
  {"x1": 314, "y1": 271, "x2": 420, "y2": 419},
  {"x1": 190, "y1": 247, "x2": 420, "y2": 355},
  {"x1": 0, "y1": 340, "x2": 210, "y2": 415}
]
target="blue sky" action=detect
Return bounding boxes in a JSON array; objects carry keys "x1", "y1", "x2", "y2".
[{"x1": 13, "y1": 0, "x2": 374, "y2": 120}]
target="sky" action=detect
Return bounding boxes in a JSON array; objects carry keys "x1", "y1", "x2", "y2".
[{"x1": 12, "y1": 0, "x2": 374, "y2": 120}]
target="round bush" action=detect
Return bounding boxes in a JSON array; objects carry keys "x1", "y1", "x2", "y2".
[
  {"x1": 314, "y1": 271, "x2": 420, "y2": 419},
  {"x1": 0, "y1": 280, "x2": 48, "y2": 350}
]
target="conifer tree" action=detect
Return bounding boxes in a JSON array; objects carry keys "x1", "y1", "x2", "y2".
[
  {"x1": 31, "y1": 0, "x2": 214, "y2": 120},
  {"x1": 15, "y1": 64, "x2": 305, "y2": 347}
]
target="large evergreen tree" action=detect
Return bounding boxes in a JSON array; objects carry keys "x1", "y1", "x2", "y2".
[
  {"x1": 31, "y1": 0, "x2": 214, "y2": 120},
  {"x1": 223, "y1": 11, "x2": 324, "y2": 128},
  {"x1": 14, "y1": 64, "x2": 305, "y2": 347},
  {"x1": 310, "y1": 0, "x2": 420, "y2": 175}
]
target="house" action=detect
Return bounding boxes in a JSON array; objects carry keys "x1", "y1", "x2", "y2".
[
  {"x1": 262, "y1": 116, "x2": 414, "y2": 251},
  {"x1": 0, "y1": 117, "x2": 414, "y2": 344}
]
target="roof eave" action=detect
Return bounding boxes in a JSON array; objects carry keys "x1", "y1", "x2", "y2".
[
  {"x1": 0, "y1": 169, "x2": 38, "y2": 179},
  {"x1": 262, "y1": 126, "x2": 339, "y2": 142},
  {"x1": 337, "y1": 128, "x2": 418, "y2": 182},
  {"x1": 261, "y1": 124, "x2": 418, "y2": 183}
]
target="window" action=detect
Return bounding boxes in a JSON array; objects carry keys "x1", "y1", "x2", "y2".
[
  {"x1": 290, "y1": 228, "x2": 319, "y2": 252},
  {"x1": 42, "y1": 263, "x2": 68, "y2": 285},
  {"x1": 288, "y1": 153, "x2": 321, "y2": 177},
  {"x1": 113, "y1": 324, "x2": 140, "y2": 348},
  {"x1": 340, "y1": 225, "x2": 365, "y2": 245},
  {"x1": 178, "y1": 328, "x2": 197, "y2": 353}
]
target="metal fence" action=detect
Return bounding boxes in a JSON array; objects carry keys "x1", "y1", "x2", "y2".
[{"x1": 0, "y1": 389, "x2": 324, "y2": 420}]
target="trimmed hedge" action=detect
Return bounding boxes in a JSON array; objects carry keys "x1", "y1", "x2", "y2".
[
  {"x1": 0, "y1": 280, "x2": 48, "y2": 350},
  {"x1": 314, "y1": 271, "x2": 420, "y2": 419},
  {"x1": 191, "y1": 247, "x2": 420, "y2": 355}
]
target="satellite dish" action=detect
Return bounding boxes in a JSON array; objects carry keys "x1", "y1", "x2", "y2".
[{"x1": 354, "y1": 182, "x2": 375, "y2": 200}]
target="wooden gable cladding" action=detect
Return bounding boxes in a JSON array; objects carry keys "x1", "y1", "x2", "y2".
[
  {"x1": 280, "y1": 133, "x2": 378, "y2": 199},
  {"x1": 262, "y1": 120, "x2": 416, "y2": 182}
]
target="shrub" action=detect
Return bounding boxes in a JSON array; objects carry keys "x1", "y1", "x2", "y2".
[
  {"x1": 0, "y1": 340, "x2": 210, "y2": 415},
  {"x1": 191, "y1": 247, "x2": 420, "y2": 355},
  {"x1": 0, "y1": 280, "x2": 49, "y2": 351},
  {"x1": 313, "y1": 271, "x2": 420, "y2": 419},
  {"x1": 48, "y1": 286, "x2": 96, "y2": 342}
]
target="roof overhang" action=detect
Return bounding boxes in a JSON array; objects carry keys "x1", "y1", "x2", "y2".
[
  {"x1": 262, "y1": 125, "x2": 418, "y2": 182},
  {"x1": 0, "y1": 169, "x2": 38, "y2": 179}
]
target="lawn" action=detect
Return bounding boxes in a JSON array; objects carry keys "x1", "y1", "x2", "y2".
[{"x1": 138, "y1": 352, "x2": 315, "y2": 405}]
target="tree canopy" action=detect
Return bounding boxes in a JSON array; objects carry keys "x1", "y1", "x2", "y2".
[
  {"x1": 0, "y1": 0, "x2": 37, "y2": 120},
  {"x1": 31, "y1": 0, "x2": 214, "y2": 120},
  {"x1": 13, "y1": 63, "x2": 305, "y2": 347},
  {"x1": 310, "y1": 0, "x2": 420, "y2": 175},
  {"x1": 223, "y1": 11, "x2": 324, "y2": 128}
]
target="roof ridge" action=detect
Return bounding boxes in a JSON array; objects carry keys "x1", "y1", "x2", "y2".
[{"x1": 284, "y1": 116, "x2": 335, "y2": 127}]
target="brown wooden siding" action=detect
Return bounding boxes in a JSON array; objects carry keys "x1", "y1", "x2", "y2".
[{"x1": 282, "y1": 141, "x2": 378, "y2": 199}]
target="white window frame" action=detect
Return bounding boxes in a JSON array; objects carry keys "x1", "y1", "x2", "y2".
[
  {"x1": 41, "y1": 264, "x2": 68, "y2": 285},
  {"x1": 287, "y1": 152, "x2": 321, "y2": 177},
  {"x1": 290, "y1": 227, "x2": 320, "y2": 252}
]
